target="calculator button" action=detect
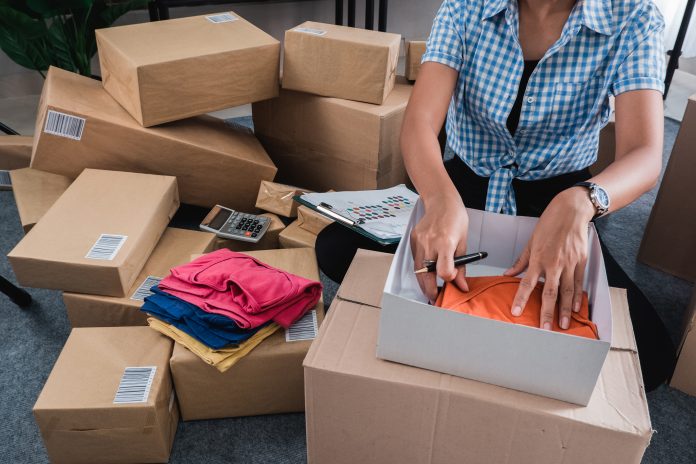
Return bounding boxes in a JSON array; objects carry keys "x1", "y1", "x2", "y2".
[
  {"x1": 256, "y1": 226, "x2": 262, "y2": 231},
  {"x1": 252, "y1": 233, "x2": 258, "y2": 238},
  {"x1": 245, "y1": 231, "x2": 252, "y2": 237}
]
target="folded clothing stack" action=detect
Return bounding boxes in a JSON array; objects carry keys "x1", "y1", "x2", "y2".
[{"x1": 142, "y1": 249, "x2": 322, "y2": 371}]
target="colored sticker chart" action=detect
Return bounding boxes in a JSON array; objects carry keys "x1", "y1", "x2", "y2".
[{"x1": 345, "y1": 195, "x2": 413, "y2": 224}]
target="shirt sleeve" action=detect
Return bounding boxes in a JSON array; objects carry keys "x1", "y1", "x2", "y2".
[
  {"x1": 610, "y1": 3, "x2": 666, "y2": 96},
  {"x1": 421, "y1": 0, "x2": 465, "y2": 72}
]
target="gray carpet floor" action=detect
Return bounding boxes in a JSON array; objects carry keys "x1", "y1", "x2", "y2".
[{"x1": 0, "y1": 118, "x2": 694, "y2": 463}]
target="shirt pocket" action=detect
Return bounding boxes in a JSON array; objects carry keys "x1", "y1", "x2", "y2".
[{"x1": 547, "y1": 75, "x2": 606, "y2": 136}]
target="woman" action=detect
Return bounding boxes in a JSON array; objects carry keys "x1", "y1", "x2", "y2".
[{"x1": 317, "y1": 0, "x2": 675, "y2": 390}]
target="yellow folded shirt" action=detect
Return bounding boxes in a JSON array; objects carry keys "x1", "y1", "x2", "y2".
[{"x1": 147, "y1": 317, "x2": 280, "y2": 372}]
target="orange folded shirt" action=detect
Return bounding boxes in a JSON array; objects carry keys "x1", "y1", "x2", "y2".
[{"x1": 434, "y1": 276, "x2": 599, "y2": 340}]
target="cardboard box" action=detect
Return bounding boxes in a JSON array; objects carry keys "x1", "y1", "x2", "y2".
[
  {"x1": 380, "y1": 202, "x2": 611, "y2": 405},
  {"x1": 639, "y1": 94, "x2": 696, "y2": 281},
  {"x1": 253, "y1": 81, "x2": 412, "y2": 191},
  {"x1": 279, "y1": 220, "x2": 317, "y2": 248},
  {"x1": 304, "y1": 250, "x2": 652, "y2": 464},
  {"x1": 96, "y1": 12, "x2": 280, "y2": 127},
  {"x1": 34, "y1": 327, "x2": 178, "y2": 464},
  {"x1": 255, "y1": 180, "x2": 311, "y2": 217},
  {"x1": 405, "y1": 40, "x2": 426, "y2": 81},
  {"x1": 170, "y1": 248, "x2": 324, "y2": 420},
  {"x1": 0, "y1": 135, "x2": 32, "y2": 169},
  {"x1": 30, "y1": 67, "x2": 277, "y2": 210},
  {"x1": 671, "y1": 287, "x2": 696, "y2": 396},
  {"x1": 590, "y1": 114, "x2": 616, "y2": 176},
  {"x1": 8, "y1": 169, "x2": 179, "y2": 297},
  {"x1": 63, "y1": 228, "x2": 216, "y2": 328},
  {"x1": 213, "y1": 212, "x2": 285, "y2": 252},
  {"x1": 283, "y1": 22, "x2": 401, "y2": 104},
  {"x1": 10, "y1": 168, "x2": 71, "y2": 233},
  {"x1": 297, "y1": 205, "x2": 333, "y2": 235}
]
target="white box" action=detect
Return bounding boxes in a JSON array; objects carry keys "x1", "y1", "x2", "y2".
[{"x1": 378, "y1": 201, "x2": 612, "y2": 405}]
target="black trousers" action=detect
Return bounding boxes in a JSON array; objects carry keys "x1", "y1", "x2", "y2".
[{"x1": 316, "y1": 156, "x2": 676, "y2": 391}]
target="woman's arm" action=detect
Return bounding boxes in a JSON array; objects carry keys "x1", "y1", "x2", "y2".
[{"x1": 402, "y1": 62, "x2": 470, "y2": 301}]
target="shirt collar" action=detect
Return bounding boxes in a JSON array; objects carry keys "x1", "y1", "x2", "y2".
[{"x1": 482, "y1": 0, "x2": 509, "y2": 20}]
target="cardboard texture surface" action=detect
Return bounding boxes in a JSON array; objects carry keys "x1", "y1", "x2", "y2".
[
  {"x1": 0, "y1": 135, "x2": 32, "y2": 170},
  {"x1": 8, "y1": 169, "x2": 179, "y2": 297},
  {"x1": 671, "y1": 287, "x2": 696, "y2": 395},
  {"x1": 64, "y1": 228, "x2": 216, "y2": 328},
  {"x1": 170, "y1": 248, "x2": 324, "y2": 420},
  {"x1": 279, "y1": 220, "x2": 317, "y2": 248},
  {"x1": 31, "y1": 67, "x2": 277, "y2": 210},
  {"x1": 304, "y1": 251, "x2": 651, "y2": 464},
  {"x1": 283, "y1": 21, "x2": 401, "y2": 104},
  {"x1": 96, "y1": 12, "x2": 280, "y2": 126},
  {"x1": 253, "y1": 81, "x2": 412, "y2": 191},
  {"x1": 213, "y1": 213, "x2": 285, "y2": 252},
  {"x1": 255, "y1": 180, "x2": 311, "y2": 217},
  {"x1": 9, "y1": 168, "x2": 71, "y2": 233},
  {"x1": 405, "y1": 41, "x2": 426, "y2": 81},
  {"x1": 34, "y1": 327, "x2": 178, "y2": 464},
  {"x1": 297, "y1": 205, "x2": 333, "y2": 235},
  {"x1": 639, "y1": 94, "x2": 696, "y2": 281},
  {"x1": 380, "y1": 202, "x2": 612, "y2": 405}
]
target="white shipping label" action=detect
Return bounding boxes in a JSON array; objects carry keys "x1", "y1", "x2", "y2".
[
  {"x1": 286, "y1": 310, "x2": 318, "y2": 342},
  {"x1": 85, "y1": 234, "x2": 128, "y2": 261},
  {"x1": 293, "y1": 27, "x2": 327, "y2": 36},
  {"x1": 44, "y1": 110, "x2": 86, "y2": 140},
  {"x1": 130, "y1": 276, "x2": 163, "y2": 301},
  {"x1": 114, "y1": 366, "x2": 157, "y2": 404},
  {"x1": 0, "y1": 170, "x2": 10, "y2": 187},
  {"x1": 206, "y1": 13, "x2": 237, "y2": 23}
]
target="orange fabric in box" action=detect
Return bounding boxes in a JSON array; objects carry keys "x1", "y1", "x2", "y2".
[{"x1": 435, "y1": 276, "x2": 598, "y2": 340}]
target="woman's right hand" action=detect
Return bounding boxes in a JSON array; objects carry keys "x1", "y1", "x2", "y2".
[{"x1": 410, "y1": 196, "x2": 470, "y2": 302}]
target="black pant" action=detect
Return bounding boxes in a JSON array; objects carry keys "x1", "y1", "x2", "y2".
[{"x1": 316, "y1": 156, "x2": 676, "y2": 391}]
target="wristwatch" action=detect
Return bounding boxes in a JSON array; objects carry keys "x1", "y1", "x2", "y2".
[{"x1": 574, "y1": 182, "x2": 610, "y2": 218}]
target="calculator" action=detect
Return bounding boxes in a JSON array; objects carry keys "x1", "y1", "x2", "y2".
[{"x1": 200, "y1": 205, "x2": 271, "y2": 243}]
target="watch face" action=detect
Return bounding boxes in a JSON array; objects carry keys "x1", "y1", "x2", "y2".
[{"x1": 594, "y1": 187, "x2": 610, "y2": 208}]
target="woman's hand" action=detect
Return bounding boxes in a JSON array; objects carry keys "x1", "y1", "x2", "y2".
[
  {"x1": 504, "y1": 187, "x2": 596, "y2": 330},
  {"x1": 410, "y1": 196, "x2": 470, "y2": 302}
]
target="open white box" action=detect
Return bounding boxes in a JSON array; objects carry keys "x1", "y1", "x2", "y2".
[{"x1": 378, "y1": 201, "x2": 612, "y2": 406}]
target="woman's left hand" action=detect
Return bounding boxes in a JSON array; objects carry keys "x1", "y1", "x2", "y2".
[{"x1": 503, "y1": 187, "x2": 597, "y2": 330}]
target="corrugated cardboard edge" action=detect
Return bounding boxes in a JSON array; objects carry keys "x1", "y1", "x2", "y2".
[{"x1": 671, "y1": 288, "x2": 696, "y2": 395}]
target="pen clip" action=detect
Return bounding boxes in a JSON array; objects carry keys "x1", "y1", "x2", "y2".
[{"x1": 317, "y1": 202, "x2": 356, "y2": 227}]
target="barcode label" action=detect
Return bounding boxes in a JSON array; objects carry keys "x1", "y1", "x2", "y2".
[
  {"x1": 113, "y1": 366, "x2": 157, "y2": 404},
  {"x1": 0, "y1": 170, "x2": 10, "y2": 187},
  {"x1": 130, "y1": 276, "x2": 162, "y2": 301},
  {"x1": 206, "y1": 13, "x2": 237, "y2": 23},
  {"x1": 85, "y1": 234, "x2": 128, "y2": 261},
  {"x1": 44, "y1": 110, "x2": 86, "y2": 140},
  {"x1": 286, "y1": 310, "x2": 318, "y2": 342},
  {"x1": 294, "y1": 27, "x2": 327, "y2": 36}
]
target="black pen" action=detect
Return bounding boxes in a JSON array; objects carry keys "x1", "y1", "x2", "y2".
[{"x1": 414, "y1": 251, "x2": 488, "y2": 274}]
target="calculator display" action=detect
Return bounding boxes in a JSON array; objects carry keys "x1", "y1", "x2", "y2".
[{"x1": 209, "y1": 209, "x2": 232, "y2": 230}]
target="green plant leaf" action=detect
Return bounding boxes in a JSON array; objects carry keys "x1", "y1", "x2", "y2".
[
  {"x1": 0, "y1": 6, "x2": 48, "y2": 38},
  {"x1": 27, "y1": 0, "x2": 93, "y2": 16},
  {"x1": 97, "y1": 0, "x2": 147, "y2": 28},
  {"x1": 0, "y1": 26, "x2": 50, "y2": 71},
  {"x1": 47, "y1": 16, "x2": 79, "y2": 73}
]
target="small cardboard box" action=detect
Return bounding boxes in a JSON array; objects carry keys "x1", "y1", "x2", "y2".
[
  {"x1": 297, "y1": 205, "x2": 333, "y2": 235},
  {"x1": 170, "y1": 248, "x2": 324, "y2": 420},
  {"x1": 30, "y1": 67, "x2": 277, "y2": 210},
  {"x1": 379, "y1": 202, "x2": 612, "y2": 405},
  {"x1": 255, "y1": 180, "x2": 311, "y2": 218},
  {"x1": 279, "y1": 220, "x2": 317, "y2": 249},
  {"x1": 283, "y1": 21, "x2": 401, "y2": 104},
  {"x1": 96, "y1": 11, "x2": 280, "y2": 127},
  {"x1": 639, "y1": 94, "x2": 696, "y2": 281},
  {"x1": 405, "y1": 40, "x2": 426, "y2": 81},
  {"x1": 671, "y1": 287, "x2": 696, "y2": 396},
  {"x1": 304, "y1": 250, "x2": 652, "y2": 464},
  {"x1": 10, "y1": 168, "x2": 71, "y2": 233},
  {"x1": 63, "y1": 228, "x2": 216, "y2": 328},
  {"x1": 0, "y1": 135, "x2": 32, "y2": 170},
  {"x1": 34, "y1": 327, "x2": 178, "y2": 464},
  {"x1": 8, "y1": 169, "x2": 179, "y2": 297},
  {"x1": 213, "y1": 212, "x2": 285, "y2": 251},
  {"x1": 253, "y1": 81, "x2": 412, "y2": 191}
]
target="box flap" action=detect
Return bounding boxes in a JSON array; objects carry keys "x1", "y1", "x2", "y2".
[
  {"x1": 336, "y1": 249, "x2": 393, "y2": 308},
  {"x1": 609, "y1": 288, "x2": 638, "y2": 352}
]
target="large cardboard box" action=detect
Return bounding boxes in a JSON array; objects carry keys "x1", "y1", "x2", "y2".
[
  {"x1": 304, "y1": 250, "x2": 652, "y2": 464},
  {"x1": 253, "y1": 82, "x2": 412, "y2": 191},
  {"x1": 63, "y1": 228, "x2": 216, "y2": 328},
  {"x1": 279, "y1": 220, "x2": 317, "y2": 249},
  {"x1": 96, "y1": 12, "x2": 280, "y2": 127},
  {"x1": 10, "y1": 168, "x2": 71, "y2": 233},
  {"x1": 380, "y1": 202, "x2": 611, "y2": 405},
  {"x1": 34, "y1": 327, "x2": 178, "y2": 464},
  {"x1": 671, "y1": 287, "x2": 696, "y2": 396},
  {"x1": 8, "y1": 169, "x2": 179, "y2": 297},
  {"x1": 255, "y1": 180, "x2": 310, "y2": 218},
  {"x1": 405, "y1": 40, "x2": 426, "y2": 81},
  {"x1": 639, "y1": 94, "x2": 696, "y2": 281},
  {"x1": 213, "y1": 212, "x2": 285, "y2": 251},
  {"x1": 30, "y1": 67, "x2": 277, "y2": 210},
  {"x1": 0, "y1": 135, "x2": 32, "y2": 169},
  {"x1": 170, "y1": 248, "x2": 324, "y2": 420},
  {"x1": 283, "y1": 22, "x2": 401, "y2": 105}
]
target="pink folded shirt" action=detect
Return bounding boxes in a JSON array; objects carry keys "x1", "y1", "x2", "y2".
[{"x1": 159, "y1": 249, "x2": 322, "y2": 329}]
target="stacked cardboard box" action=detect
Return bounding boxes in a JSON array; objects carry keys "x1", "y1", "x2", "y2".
[
  {"x1": 9, "y1": 168, "x2": 71, "y2": 233},
  {"x1": 405, "y1": 40, "x2": 426, "y2": 81},
  {"x1": 279, "y1": 205, "x2": 334, "y2": 249},
  {"x1": 0, "y1": 135, "x2": 33, "y2": 170},
  {"x1": 671, "y1": 287, "x2": 696, "y2": 396}
]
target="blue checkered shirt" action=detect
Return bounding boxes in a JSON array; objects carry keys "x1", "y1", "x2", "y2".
[{"x1": 423, "y1": 0, "x2": 665, "y2": 214}]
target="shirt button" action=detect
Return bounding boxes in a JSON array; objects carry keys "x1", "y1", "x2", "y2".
[{"x1": 526, "y1": 96, "x2": 536, "y2": 104}]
